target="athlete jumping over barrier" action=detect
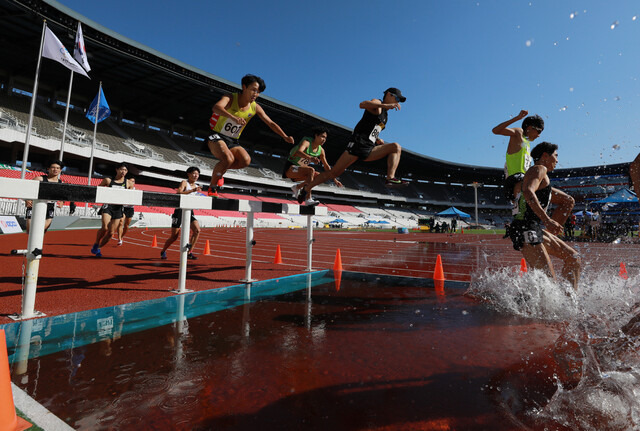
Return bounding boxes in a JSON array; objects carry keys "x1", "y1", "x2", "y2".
[
  {"x1": 206, "y1": 74, "x2": 295, "y2": 195},
  {"x1": 507, "y1": 142, "x2": 581, "y2": 291},
  {"x1": 298, "y1": 88, "x2": 408, "y2": 205},
  {"x1": 282, "y1": 126, "x2": 343, "y2": 206},
  {"x1": 492, "y1": 110, "x2": 544, "y2": 203}
]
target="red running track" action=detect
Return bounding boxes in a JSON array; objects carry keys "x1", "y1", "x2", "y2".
[{"x1": 1, "y1": 228, "x2": 637, "y2": 324}]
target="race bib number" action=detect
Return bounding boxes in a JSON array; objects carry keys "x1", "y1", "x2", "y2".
[
  {"x1": 523, "y1": 229, "x2": 539, "y2": 244},
  {"x1": 219, "y1": 117, "x2": 244, "y2": 138},
  {"x1": 369, "y1": 124, "x2": 383, "y2": 143}
]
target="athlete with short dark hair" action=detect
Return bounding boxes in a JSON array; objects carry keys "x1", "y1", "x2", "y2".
[
  {"x1": 298, "y1": 88, "x2": 408, "y2": 205},
  {"x1": 492, "y1": 110, "x2": 544, "y2": 202},
  {"x1": 507, "y1": 142, "x2": 580, "y2": 290},
  {"x1": 283, "y1": 126, "x2": 342, "y2": 206},
  {"x1": 90, "y1": 163, "x2": 133, "y2": 257},
  {"x1": 160, "y1": 166, "x2": 203, "y2": 260},
  {"x1": 25, "y1": 159, "x2": 65, "y2": 233},
  {"x1": 206, "y1": 74, "x2": 295, "y2": 195}
]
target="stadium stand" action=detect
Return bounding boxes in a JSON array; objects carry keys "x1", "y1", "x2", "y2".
[{"x1": 12, "y1": 0, "x2": 617, "y2": 229}]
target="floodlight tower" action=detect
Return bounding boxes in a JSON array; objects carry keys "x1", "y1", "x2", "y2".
[{"x1": 470, "y1": 182, "x2": 483, "y2": 227}]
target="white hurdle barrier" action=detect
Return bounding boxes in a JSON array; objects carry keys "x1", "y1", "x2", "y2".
[{"x1": 0, "y1": 177, "x2": 326, "y2": 320}]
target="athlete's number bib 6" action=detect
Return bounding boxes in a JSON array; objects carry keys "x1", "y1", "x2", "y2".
[
  {"x1": 369, "y1": 124, "x2": 383, "y2": 143},
  {"x1": 219, "y1": 117, "x2": 243, "y2": 138}
]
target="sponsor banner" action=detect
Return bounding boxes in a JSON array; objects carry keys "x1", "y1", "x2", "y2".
[{"x1": 0, "y1": 216, "x2": 23, "y2": 234}]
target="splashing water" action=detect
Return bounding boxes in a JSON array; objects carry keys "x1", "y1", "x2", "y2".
[{"x1": 468, "y1": 266, "x2": 640, "y2": 429}]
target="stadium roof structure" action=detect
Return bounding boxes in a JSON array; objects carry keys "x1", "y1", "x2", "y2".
[
  {"x1": 0, "y1": 0, "x2": 633, "y2": 186},
  {"x1": 0, "y1": 0, "x2": 509, "y2": 185}
]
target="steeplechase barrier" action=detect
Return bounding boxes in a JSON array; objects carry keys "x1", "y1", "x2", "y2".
[{"x1": 0, "y1": 177, "x2": 327, "y2": 320}]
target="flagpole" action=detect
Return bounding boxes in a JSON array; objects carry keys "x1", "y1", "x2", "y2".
[
  {"x1": 59, "y1": 70, "x2": 74, "y2": 161},
  {"x1": 87, "y1": 81, "x2": 102, "y2": 187},
  {"x1": 21, "y1": 21, "x2": 47, "y2": 179}
]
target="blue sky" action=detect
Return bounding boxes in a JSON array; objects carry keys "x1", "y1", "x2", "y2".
[{"x1": 56, "y1": 0, "x2": 640, "y2": 170}]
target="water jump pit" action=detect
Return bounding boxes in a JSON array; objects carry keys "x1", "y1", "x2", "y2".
[{"x1": 3, "y1": 266, "x2": 638, "y2": 431}]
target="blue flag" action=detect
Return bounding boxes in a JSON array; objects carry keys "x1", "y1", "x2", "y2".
[{"x1": 86, "y1": 87, "x2": 111, "y2": 124}]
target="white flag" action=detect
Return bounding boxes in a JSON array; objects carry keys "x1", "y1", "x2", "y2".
[
  {"x1": 42, "y1": 26, "x2": 89, "y2": 78},
  {"x1": 73, "y1": 22, "x2": 91, "y2": 73}
]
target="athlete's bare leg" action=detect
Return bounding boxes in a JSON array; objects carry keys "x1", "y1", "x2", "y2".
[
  {"x1": 521, "y1": 230, "x2": 580, "y2": 291},
  {"x1": 208, "y1": 140, "x2": 251, "y2": 187},
  {"x1": 304, "y1": 151, "x2": 357, "y2": 193},
  {"x1": 364, "y1": 142, "x2": 402, "y2": 180}
]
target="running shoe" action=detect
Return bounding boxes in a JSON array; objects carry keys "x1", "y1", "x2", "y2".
[
  {"x1": 304, "y1": 198, "x2": 320, "y2": 207},
  {"x1": 117, "y1": 240, "x2": 123, "y2": 246},
  {"x1": 160, "y1": 251, "x2": 167, "y2": 260},
  {"x1": 188, "y1": 252, "x2": 198, "y2": 260},
  {"x1": 297, "y1": 187, "x2": 307, "y2": 204},
  {"x1": 216, "y1": 177, "x2": 224, "y2": 188},
  {"x1": 207, "y1": 186, "x2": 219, "y2": 197},
  {"x1": 90, "y1": 244, "x2": 100, "y2": 255},
  {"x1": 291, "y1": 184, "x2": 300, "y2": 199},
  {"x1": 385, "y1": 177, "x2": 409, "y2": 187}
]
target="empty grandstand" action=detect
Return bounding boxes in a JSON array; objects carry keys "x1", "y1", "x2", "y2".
[{"x1": 1, "y1": 0, "x2": 632, "y2": 227}]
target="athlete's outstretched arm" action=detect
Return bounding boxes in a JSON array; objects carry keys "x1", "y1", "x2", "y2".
[
  {"x1": 319, "y1": 150, "x2": 342, "y2": 187},
  {"x1": 492, "y1": 109, "x2": 528, "y2": 136},
  {"x1": 359, "y1": 98, "x2": 399, "y2": 114},
  {"x1": 255, "y1": 104, "x2": 294, "y2": 144}
]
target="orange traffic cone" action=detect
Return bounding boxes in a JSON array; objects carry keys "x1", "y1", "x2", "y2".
[
  {"x1": 0, "y1": 330, "x2": 32, "y2": 431},
  {"x1": 203, "y1": 240, "x2": 211, "y2": 256},
  {"x1": 274, "y1": 245, "x2": 283, "y2": 264},
  {"x1": 145, "y1": 226, "x2": 148, "y2": 231},
  {"x1": 333, "y1": 249, "x2": 343, "y2": 271},
  {"x1": 520, "y1": 258, "x2": 528, "y2": 275},
  {"x1": 151, "y1": 235, "x2": 158, "y2": 248},
  {"x1": 620, "y1": 262, "x2": 629, "y2": 280},
  {"x1": 433, "y1": 254, "x2": 445, "y2": 281}
]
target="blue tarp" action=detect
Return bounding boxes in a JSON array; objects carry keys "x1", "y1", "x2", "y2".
[
  {"x1": 436, "y1": 207, "x2": 471, "y2": 218},
  {"x1": 592, "y1": 188, "x2": 638, "y2": 204}
]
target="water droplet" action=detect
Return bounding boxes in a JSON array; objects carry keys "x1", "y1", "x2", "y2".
[
  {"x1": 525, "y1": 39, "x2": 532, "y2": 47},
  {"x1": 613, "y1": 144, "x2": 620, "y2": 150},
  {"x1": 614, "y1": 96, "x2": 621, "y2": 101},
  {"x1": 611, "y1": 20, "x2": 619, "y2": 29},
  {"x1": 569, "y1": 12, "x2": 576, "y2": 19},
  {"x1": 559, "y1": 106, "x2": 567, "y2": 111},
  {"x1": 569, "y1": 87, "x2": 574, "y2": 92},
  {"x1": 633, "y1": 16, "x2": 637, "y2": 21}
]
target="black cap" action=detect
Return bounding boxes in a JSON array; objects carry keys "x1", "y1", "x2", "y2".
[{"x1": 385, "y1": 87, "x2": 406, "y2": 103}]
